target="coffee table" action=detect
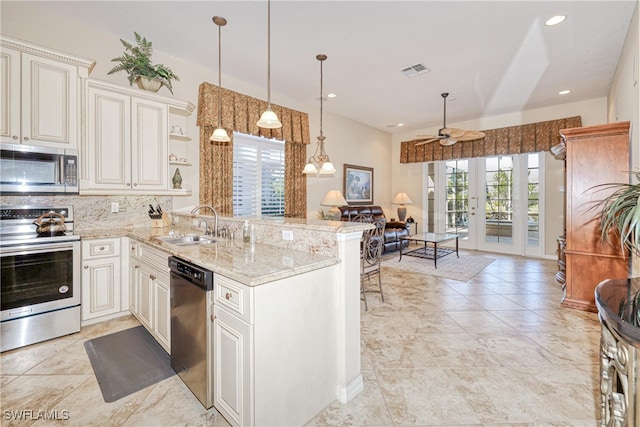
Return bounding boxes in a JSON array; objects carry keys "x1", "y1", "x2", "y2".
[{"x1": 399, "y1": 232, "x2": 459, "y2": 268}]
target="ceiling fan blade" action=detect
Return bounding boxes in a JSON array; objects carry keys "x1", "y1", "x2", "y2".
[
  {"x1": 415, "y1": 134, "x2": 439, "y2": 138},
  {"x1": 415, "y1": 138, "x2": 440, "y2": 146},
  {"x1": 442, "y1": 127, "x2": 465, "y2": 138},
  {"x1": 440, "y1": 138, "x2": 457, "y2": 147},
  {"x1": 457, "y1": 130, "x2": 486, "y2": 141}
]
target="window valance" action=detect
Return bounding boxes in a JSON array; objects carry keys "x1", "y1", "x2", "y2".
[
  {"x1": 197, "y1": 82, "x2": 310, "y2": 145},
  {"x1": 400, "y1": 116, "x2": 582, "y2": 163}
]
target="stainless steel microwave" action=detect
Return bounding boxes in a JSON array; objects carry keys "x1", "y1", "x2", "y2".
[{"x1": 0, "y1": 143, "x2": 79, "y2": 194}]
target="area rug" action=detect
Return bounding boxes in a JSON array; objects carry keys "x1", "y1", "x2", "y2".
[
  {"x1": 382, "y1": 253, "x2": 495, "y2": 282},
  {"x1": 84, "y1": 326, "x2": 175, "y2": 403}
]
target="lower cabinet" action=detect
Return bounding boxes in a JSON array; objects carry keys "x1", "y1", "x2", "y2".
[
  {"x1": 212, "y1": 267, "x2": 336, "y2": 427},
  {"x1": 81, "y1": 237, "x2": 127, "y2": 324},
  {"x1": 129, "y1": 239, "x2": 171, "y2": 353},
  {"x1": 213, "y1": 304, "x2": 252, "y2": 426}
]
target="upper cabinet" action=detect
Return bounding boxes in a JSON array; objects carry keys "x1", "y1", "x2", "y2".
[
  {"x1": 82, "y1": 79, "x2": 195, "y2": 195},
  {"x1": 0, "y1": 36, "x2": 95, "y2": 149}
]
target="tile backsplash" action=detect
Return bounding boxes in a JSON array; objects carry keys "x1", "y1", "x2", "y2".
[{"x1": 0, "y1": 195, "x2": 173, "y2": 231}]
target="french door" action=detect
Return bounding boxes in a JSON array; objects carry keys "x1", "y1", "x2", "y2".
[{"x1": 429, "y1": 153, "x2": 543, "y2": 256}]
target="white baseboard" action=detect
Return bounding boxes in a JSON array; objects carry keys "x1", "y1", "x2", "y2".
[{"x1": 336, "y1": 374, "x2": 364, "y2": 404}]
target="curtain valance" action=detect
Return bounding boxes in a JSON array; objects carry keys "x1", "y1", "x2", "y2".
[
  {"x1": 400, "y1": 116, "x2": 582, "y2": 163},
  {"x1": 197, "y1": 82, "x2": 310, "y2": 145}
]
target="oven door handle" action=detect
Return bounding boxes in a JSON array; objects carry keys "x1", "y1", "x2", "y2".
[{"x1": 0, "y1": 241, "x2": 79, "y2": 257}]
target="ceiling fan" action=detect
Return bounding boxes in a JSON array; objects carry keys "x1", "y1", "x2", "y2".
[{"x1": 415, "y1": 92, "x2": 485, "y2": 147}]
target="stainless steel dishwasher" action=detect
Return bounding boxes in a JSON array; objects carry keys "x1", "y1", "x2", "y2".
[{"x1": 169, "y1": 256, "x2": 214, "y2": 409}]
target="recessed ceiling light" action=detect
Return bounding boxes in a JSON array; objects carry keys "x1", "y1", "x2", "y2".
[
  {"x1": 558, "y1": 89, "x2": 571, "y2": 95},
  {"x1": 327, "y1": 93, "x2": 336, "y2": 98},
  {"x1": 397, "y1": 123, "x2": 404, "y2": 127},
  {"x1": 545, "y1": 15, "x2": 566, "y2": 26}
]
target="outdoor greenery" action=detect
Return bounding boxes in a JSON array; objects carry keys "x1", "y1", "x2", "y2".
[{"x1": 108, "y1": 32, "x2": 179, "y2": 94}]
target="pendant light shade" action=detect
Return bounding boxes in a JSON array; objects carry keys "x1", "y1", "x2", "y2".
[
  {"x1": 210, "y1": 16, "x2": 231, "y2": 142},
  {"x1": 257, "y1": 0, "x2": 282, "y2": 129},
  {"x1": 303, "y1": 54, "x2": 335, "y2": 175}
]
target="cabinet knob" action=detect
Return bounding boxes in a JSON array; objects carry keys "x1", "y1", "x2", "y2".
[
  {"x1": 211, "y1": 314, "x2": 216, "y2": 322},
  {"x1": 84, "y1": 265, "x2": 89, "y2": 269},
  {"x1": 150, "y1": 274, "x2": 156, "y2": 280},
  {"x1": 99, "y1": 246, "x2": 105, "y2": 250},
  {"x1": 225, "y1": 292, "x2": 232, "y2": 300},
  {"x1": 133, "y1": 183, "x2": 138, "y2": 187},
  {"x1": 12, "y1": 135, "x2": 18, "y2": 140},
  {"x1": 23, "y1": 137, "x2": 29, "y2": 141},
  {"x1": 127, "y1": 183, "x2": 131, "y2": 187},
  {"x1": 134, "y1": 265, "x2": 139, "y2": 269}
]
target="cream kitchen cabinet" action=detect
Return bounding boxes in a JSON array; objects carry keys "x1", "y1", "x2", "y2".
[
  {"x1": 81, "y1": 237, "x2": 128, "y2": 325},
  {"x1": 0, "y1": 36, "x2": 94, "y2": 149},
  {"x1": 129, "y1": 240, "x2": 171, "y2": 353},
  {"x1": 83, "y1": 79, "x2": 194, "y2": 195},
  {"x1": 212, "y1": 267, "x2": 336, "y2": 427}
]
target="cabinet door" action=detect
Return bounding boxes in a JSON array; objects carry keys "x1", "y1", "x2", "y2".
[
  {"x1": 87, "y1": 86, "x2": 132, "y2": 189},
  {"x1": 0, "y1": 47, "x2": 20, "y2": 144},
  {"x1": 81, "y1": 256, "x2": 121, "y2": 321},
  {"x1": 154, "y1": 271, "x2": 171, "y2": 352},
  {"x1": 213, "y1": 306, "x2": 252, "y2": 427},
  {"x1": 137, "y1": 263, "x2": 154, "y2": 330},
  {"x1": 21, "y1": 52, "x2": 78, "y2": 149},
  {"x1": 131, "y1": 97, "x2": 167, "y2": 190}
]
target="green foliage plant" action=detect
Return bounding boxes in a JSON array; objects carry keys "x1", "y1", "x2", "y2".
[
  {"x1": 595, "y1": 172, "x2": 640, "y2": 257},
  {"x1": 108, "y1": 32, "x2": 179, "y2": 94}
]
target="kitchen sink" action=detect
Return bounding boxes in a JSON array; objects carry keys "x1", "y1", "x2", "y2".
[{"x1": 156, "y1": 235, "x2": 217, "y2": 246}]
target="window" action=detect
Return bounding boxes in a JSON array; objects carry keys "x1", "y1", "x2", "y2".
[
  {"x1": 444, "y1": 159, "x2": 469, "y2": 238},
  {"x1": 232, "y1": 132, "x2": 285, "y2": 217}
]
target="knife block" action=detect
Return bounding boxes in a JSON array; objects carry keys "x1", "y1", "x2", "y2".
[{"x1": 151, "y1": 212, "x2": 171, "y2": 228}]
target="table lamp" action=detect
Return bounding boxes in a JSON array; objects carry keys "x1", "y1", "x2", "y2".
[
  {"x1": 392, "y1": 192, "x2": 413, "y2": 222},
  {"x1": 321, "y1": 190, "x2": 347, "y2": 219}
]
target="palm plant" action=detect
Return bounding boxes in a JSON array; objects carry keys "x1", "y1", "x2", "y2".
[
  {"x1": 108, "y1": 32, "x2": 179, "y2": 94},
  {"x1": 594, "y1": 172, "x2": 640, "y2": 324},
  {"x1": 595, "y1": 172, "x2": 640, "y2": 257}
]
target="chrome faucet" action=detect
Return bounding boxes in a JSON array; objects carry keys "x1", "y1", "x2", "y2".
[
  {"x1": 199, "y1": 219, "x2": 210, "y2": 236},
  {"x1": 191, "y1": 205, "x2": 218, "y2": 237}
]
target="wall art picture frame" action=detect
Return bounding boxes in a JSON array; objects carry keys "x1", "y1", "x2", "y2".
[{"x1": 343, "y1": 164, "x2": 373, "y2": 205}]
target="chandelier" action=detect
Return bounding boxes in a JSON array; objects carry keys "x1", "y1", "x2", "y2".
[{"x1": 303, "y1": 54, "x2": 335, "y2": 175}]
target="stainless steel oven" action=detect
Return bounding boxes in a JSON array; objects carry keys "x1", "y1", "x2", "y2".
[
  {"x1": 0, "y1": 206, "x2": 81, "y2": 352},
  {"x1": 0, "y1": 143, "x2": 79, "y2": 194}
]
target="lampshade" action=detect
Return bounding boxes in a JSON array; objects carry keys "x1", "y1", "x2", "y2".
[
  {"x1": 210, "y1": 16, "x2": 231, "y2": 142},
  {"x1": 257, "y1": 0, "x2": 282, "y2": 129},
  {"x1": 393, "y1": 192, "x2": 413, "y2": 205},
  {"x1": 257, "y1": 107, "x2": 282, "y2": 129},
  {"x1": 319, "y1": 160, "x2": 336, "y2": 175},
  {"x1": 321, "y1": 190, "x2": 347, "y2": 207},
  {"x1": 210, "y1": 127, "x2": 230, "y2": 142}
]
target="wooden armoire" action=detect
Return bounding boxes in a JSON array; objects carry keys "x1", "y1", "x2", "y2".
[{"x1": 560, "y1": 121, "x2": 630, "y2": 312}]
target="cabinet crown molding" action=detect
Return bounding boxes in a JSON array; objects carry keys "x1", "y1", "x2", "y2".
[
  {"x1": 1, "y1": 34, "x2": 95, "y2": 72},
  {"x1": 88, "y1": 78, "x2": 195, "y2": 113}
]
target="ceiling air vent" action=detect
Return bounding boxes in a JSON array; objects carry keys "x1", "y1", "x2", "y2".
[{"x1": 401, "y1": 63, "x2": 429, "y2": 78}]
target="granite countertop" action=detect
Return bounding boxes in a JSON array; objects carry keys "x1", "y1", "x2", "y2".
[{"x1": 80, "y1": 226, "x2": 340, "y2": 287}]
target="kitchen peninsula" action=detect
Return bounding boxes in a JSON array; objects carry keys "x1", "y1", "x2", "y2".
[{"x1": 83, "y1": 213, "x2": 370, "y2": 427}]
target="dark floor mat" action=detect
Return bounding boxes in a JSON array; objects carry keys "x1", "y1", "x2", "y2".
[{"x1": 84, "y1": 325, "x2": 175, "y2": 403}]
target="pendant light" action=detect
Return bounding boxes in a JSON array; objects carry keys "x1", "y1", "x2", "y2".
[
  {"x1": 303, "y1": 54, "x2": 335, "y2": 175},
  {"x1": 257, "y1": 0, "x2": 282, "y2": 129},
  {"x1": 210, "y1": 16, "x2": 231, "y2": 142}
]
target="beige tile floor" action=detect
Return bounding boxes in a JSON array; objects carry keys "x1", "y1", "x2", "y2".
[{"x1": 0, "y1": 251, "x2": 601, "y2": 426}]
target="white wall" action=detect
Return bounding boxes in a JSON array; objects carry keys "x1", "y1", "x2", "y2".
[
  {"x1": 1, "y1": 1, "x2": 392, "y2": 215},
  {"x1": 608, "y1": 1, "x2": 640, "y2": 274},
  {"x1": 391, "y1": 97, "x2": 608, "y2": 257}
]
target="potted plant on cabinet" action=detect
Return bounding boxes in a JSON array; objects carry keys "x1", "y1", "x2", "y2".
[
  {"x1": 108, "y1": 32, "x2": 179, "y2": 94},
  {"x1": 596, "y1": 172, "x2": 640, "y2": 323}
]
